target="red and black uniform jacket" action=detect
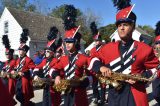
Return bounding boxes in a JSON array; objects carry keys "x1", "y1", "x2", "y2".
[
  {"x1": 90, "y1": 45, "x2": 103, "y2": 81},
  {"x1": 49, "y1": 52, "x2": 91, "y2": 106},
  {"x1": 49, "y1": 52, "x2": 90, "y2": 81},
  {"x1": 90, "y1": 40, "x2": 160, "y2": 106},
  {"x1": 33, "y1": 57, "x2": 59, "y2": 78},
  {"x1": 3, "y1": 59, "x2": 17, "y2": 97},
  {"x1": 15, "y1": 56, "x2": 35, "y2": 102}
]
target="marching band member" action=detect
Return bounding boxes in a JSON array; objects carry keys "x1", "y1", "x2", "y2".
[
  {"x1": 33, "y1": 26, "x2": 62, "y2": 106},
  {"x1": 152, "y1": 21, "x2": 160, "y2": 105},
  {"x1": 50, "y1": 5, "x2": 93, "y2": 106},
  {"x1": 89, "y1": 1, "x2": 160, "y2": 106},
  {"x1": 13, "y1": 29, "x2": 35, "y2": 106},
  {"x1": 89, "y1": 22, "x2": 106, "y2": 105},
  {"x1": 1, "y1": 34, "x2": 17, "y2": 105}
]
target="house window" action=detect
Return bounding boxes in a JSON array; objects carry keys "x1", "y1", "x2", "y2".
[{"x1": 4, "y1": 21, "x2": 9, "y2": 34}]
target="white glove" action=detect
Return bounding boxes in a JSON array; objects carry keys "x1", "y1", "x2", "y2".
[
  {"x1": 150, "y1": 69, "x2": 158, "y2": 81},
  {"x1": 34, "y1": 75, "x2": 39, "y2": 81}
]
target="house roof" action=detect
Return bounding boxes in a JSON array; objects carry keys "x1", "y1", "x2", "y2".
[
  {"x1": 135, "y1": 27, "x2": 152, "y2": 37},
  {"x1": 7, "y1": 7, "x2": 64, "y2": 41}
]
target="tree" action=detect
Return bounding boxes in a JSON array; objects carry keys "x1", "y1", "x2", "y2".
[
  {"x1": 49, "y1": 4, "x2": 101, "y2": 47},
  {"x1": 138, "y1": 25, "x2": 155, "y2": 37},
  {"x1": 0, "y1": 0, "x2": 37, "y2": 12},
  {"x1": 76, "y1": 10, "x2": 101, "y2": 46},
  {"x1": 25, "y1": 4, "x2": 36, "y2": 12},
  {"x1": 79, "y1": 8, "x2": 101, "y2": 28},
  {"x1": 30, "y1": 0, "x2": 50, "y2": 15},
  {"x1": 48, "y1": 4, "x2": 82, "y2": 18},
  {"x1": 99, "y1": 24, "x2": 117, "y2": 42},
  {"x1": 1, "y1": 0, "x2": 27, "y2": 10}
]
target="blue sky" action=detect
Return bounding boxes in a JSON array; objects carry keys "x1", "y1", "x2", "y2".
[{"x1": 30, "y1": 0, "x2": 160, "y2": 28}]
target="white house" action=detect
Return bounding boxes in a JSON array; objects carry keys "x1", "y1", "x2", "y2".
[{"x1": 0, "y1": 7, "x2": 64, "y2": 61}]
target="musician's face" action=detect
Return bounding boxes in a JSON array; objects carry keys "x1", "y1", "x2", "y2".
[
  {"x1": 19, "y1": 50, "x2": 26, "y2": 57},
  {"x1": 45, "y1": 50, "x2": 54, "y2": 58},
  {"x1": 117, "y1": 22, "x2": 134, "y2": 41},
  {"x1": 95, "y1": 40, "x2": 101, "y2": 46},
  {"x1": 154, "y1": 44, "x2": 160, "y2": 56},
  {"x1": 65, "y1": 42, "x2": 75, "y2": 52},
  {"x1": 5, "y1": 54, "x2": 11, "y2": 60},
  {"x1": 55, "y1": 52, "x2": 61, "y2": 58}
]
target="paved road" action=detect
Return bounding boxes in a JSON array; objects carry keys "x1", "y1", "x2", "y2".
[{"x1": 16, "y1": 83, "x2": 158, "y2": 106}]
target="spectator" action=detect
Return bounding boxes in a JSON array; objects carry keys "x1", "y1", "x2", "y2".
[{"x1": 34, "y1": 51, "x2": 44, "y2": 65}]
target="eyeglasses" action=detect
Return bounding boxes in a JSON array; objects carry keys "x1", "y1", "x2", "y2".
[{"x1": 155, "y1": 41, "x2": 160, "y2": 45}]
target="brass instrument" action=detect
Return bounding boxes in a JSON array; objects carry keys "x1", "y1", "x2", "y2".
[
  {"x1": 0, "y1": 71, "x2": 19, "y2": 79},
  {"x1": 10, "y1": 71, "x2": 19, "y2": 79},
  {"x1": 0, "y1": 71, "x2": 8, "y2": 78},
  {"x1": 96, "y1": 72, "x2": 152, "y2": 90},
  {"x1": 33, "y1": 76, "x2": 87, "y2": 93},
  {"x1": 53, "y1": 77, "x2": 84, "y2": 93},
  {"x1": 32, "y1": 78, "x2": 55, "y2": 88}
]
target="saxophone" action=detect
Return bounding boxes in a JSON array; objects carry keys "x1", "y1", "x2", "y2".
[
  {"x1": 96, "y1": 72, "x2": 152, "y2": 90},
  {"x1": 10, "y1": 71, "x2": 19, "y2": 79},
  {"x1": 0, "y1": 71, "x2": 19, "y2": 79},
  {"x1": 32, "y1": 78, "x2": 55, "y2": 88},
  {"x1": 33, "y1": 76, "x2": 87, "y2": 93},
  {"x1": 53, "y1": 76, "x2": 88, "y2": 93},
  {"x1": 0, "y1": 71, "x2": 8, "y2": 78},
  {"x1": 53, "y1": 77, "x2": 84, "y2": 93}
]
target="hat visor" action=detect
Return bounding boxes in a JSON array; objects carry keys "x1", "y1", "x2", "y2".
[
  {"x1": 116, "y1": 18, "x2": 135, "y2": 26},
  {"x1": 64, "y1": 38, "x2": 75, "y2": 43},
  {"x1": 45, "y1": 49, "x2": 54, "y2": 52},
  {"x1": 18, "y1": 48, "x2": 27, "y2": 52},
  {"x1": 18, "y1": 48, "x2": 24, "y2": 50},
  {"x1": 155, "y1": 41, "x2": 160, "y2": 45},
  {"x1": 45, "y1": 47, "x2": 54, "y2": 52}
]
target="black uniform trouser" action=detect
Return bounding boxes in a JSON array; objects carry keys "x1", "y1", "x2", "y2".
[
  {"x1": 92, "y1": 79, "x2": 100, "y2": 100},
  {"x1": 64, "y1": 89, "x2": 75, "y2": 106},
  {"x1": 108, "y1": 83, "x2": 136, "y2": 106},
  {"x1": 15, "y1": 78, "x2": 24, "y2": 104},
  {"x1": 152, "y1": 78, "x2": 160, "y2": 105},
  {"x1": 92, "y1": 79, "x2": 106, "y2": 102},
  {"x1": 43, "y1": 84, "x2": 51, "y2": 106},
  {"x1": 100, "y1": 84, "x2": 106, "y2": 102}
]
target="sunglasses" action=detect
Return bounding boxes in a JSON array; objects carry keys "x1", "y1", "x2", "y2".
[{"x1": 155, "y1": 41, "x2": 160, "y2": 45}]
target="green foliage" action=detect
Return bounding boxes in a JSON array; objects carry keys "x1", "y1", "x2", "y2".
[
  {"x1": 49, "y1": 4, "x2": 82, "y2": 18},
  {"x1": 1, "y1": 0, "x2": 27, "y2": 10},
  {"x1": 49, "y1": 5, "x2": 100, "y2": 48},
  {"x1": 138, "y1": 25, "x2": 155, "y2": 37},
  {"x1": 25, "y1": 4, "x2": 36, "y2": 12},
  {"x1": 99, "y1": 24, "x2": 117, "y2": 42},
  {"x1": 0, "y1": 0, "x2": 37, "y2": 12}
]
